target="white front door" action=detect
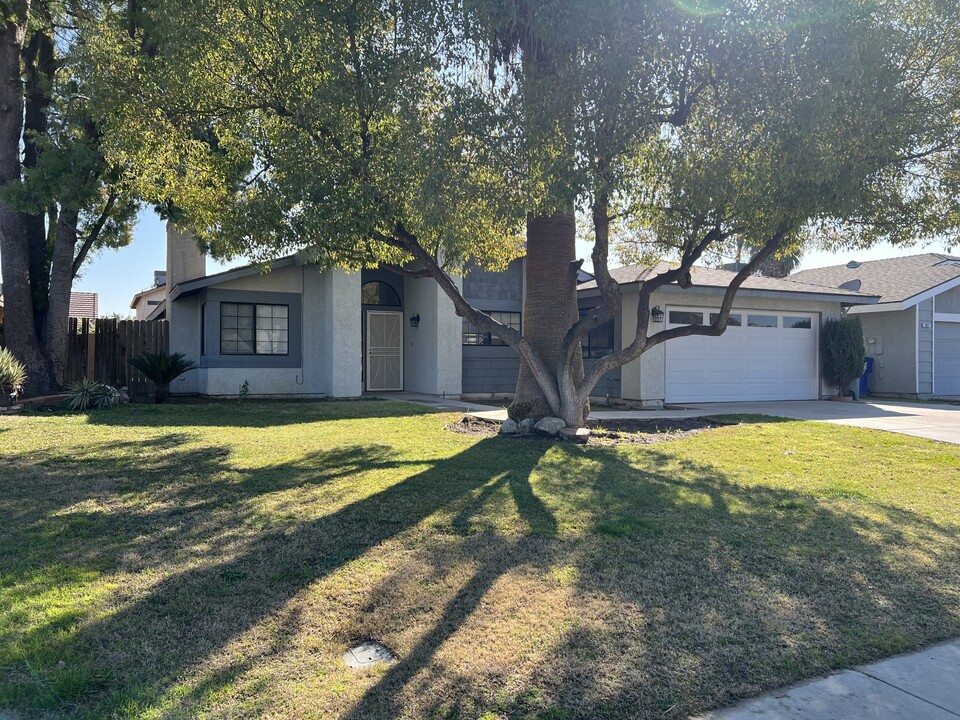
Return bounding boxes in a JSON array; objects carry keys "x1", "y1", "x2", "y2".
[
  {"x1": 366, "y1": 311, "x2": 403, "y2": 391},
  {"x1": 664, "y1": 307, "x2": 819, "y2": 402}
]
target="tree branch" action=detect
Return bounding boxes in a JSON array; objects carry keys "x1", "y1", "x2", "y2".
[
  {"x1": 72, "y1": 192, "x2": 117, "y2": 278},
  {"x1": 386, "y1": 224, "x2": 562, "y2": 411}
]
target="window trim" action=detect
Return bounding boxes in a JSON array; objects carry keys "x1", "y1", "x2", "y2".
[
  {"x1": 199, "y1": 289, "x2": 302, "y2": 370},
  {"x1": 220, "y1": 301, "x2": 290, "y2": 356}
]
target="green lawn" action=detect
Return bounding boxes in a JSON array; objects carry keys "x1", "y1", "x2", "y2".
[{"x1": 1, "y1": 401, "x2": 959, "y2": 719}]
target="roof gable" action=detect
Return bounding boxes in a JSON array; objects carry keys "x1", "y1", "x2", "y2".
[
  {"x1": 790, "y1": 253, "x2": 960, "y2": 307},
  {"x1": 578, "y1": 261, "x2": 876, "y2": 300}
]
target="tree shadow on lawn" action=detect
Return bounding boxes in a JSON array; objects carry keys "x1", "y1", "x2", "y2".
[
  {"x1": 3, "y1": 422, "x2": 959, "y2": 719},
  {"x1": 1, "y1": 429, "x2": 555, "y2": 716},
  {"x1": 79, "y1": 398, "x2": 438, "y2": 429},
  {"x1": 339, "y1": 445, "x2": 960, "y2": 720}
]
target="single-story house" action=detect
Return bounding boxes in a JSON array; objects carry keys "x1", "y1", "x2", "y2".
[
  {"x1": 0, "y1": 286, "x2": 98, "y2": 321},
  {"x1": 159, "y1": 223, "x2": 879, "y2": 404},
  {"x1": 791, "y1": 254, "x2": 960, "y2": 398}
]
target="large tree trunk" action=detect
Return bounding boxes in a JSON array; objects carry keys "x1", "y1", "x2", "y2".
[
  {"x1": 508, "y1": 211, "x2": 587, "y2": 423},
  {"x1": 44, "y1": 210, "x2": 79, "y2": 387},
  {"x1": 0, "y1": 9, "x2": 57, "y2": 396}
]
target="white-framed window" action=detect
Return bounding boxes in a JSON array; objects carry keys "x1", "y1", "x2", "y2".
[{"x1": 220, "y1": 302, "x2": 289, "y2": 355}]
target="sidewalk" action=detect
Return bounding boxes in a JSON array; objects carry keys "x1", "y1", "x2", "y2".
[{"x1": 696, "y1": 639, "x2": 960, "y2": 719}]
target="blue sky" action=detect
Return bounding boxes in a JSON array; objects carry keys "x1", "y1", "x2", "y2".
[{"x1": 77, "y1": 209, "x2": 957, "y2": 316}]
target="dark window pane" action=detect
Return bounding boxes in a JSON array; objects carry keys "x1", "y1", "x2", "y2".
[
  {"x1": 709, "y1": 313, "x2": 741, "y2": 326},
  {"x1": 785, "y1": 316, "x2": 812, "y2": 329},
  {"x1": 669, "y1": 311, "x2": 703, "y2": 325},
  {"x1": 748, "y1": 314, "x2": 778, "y2": 328},
  {"x1": 361, "y1": 281, "x2": 401, "y2": 306}
]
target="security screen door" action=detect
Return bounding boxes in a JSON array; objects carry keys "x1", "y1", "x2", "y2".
[{"x1": 366, "y1": 311, "x2": 403, "y2": 391}]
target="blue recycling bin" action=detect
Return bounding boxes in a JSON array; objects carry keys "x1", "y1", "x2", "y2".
[{"x1": 858, "y1": 356, "x2": 874, "y2": 399}]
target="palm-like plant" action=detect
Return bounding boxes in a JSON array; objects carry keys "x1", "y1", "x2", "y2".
[
  {"x1": 65, "y1": 378, "x2": 121, "y2": 410},
  {"x1": 0, "y1": 348, "x2": 27, "y2": 407},
  {"x1": 128, "y1": 351, "x2": 197, "y2": 403}
]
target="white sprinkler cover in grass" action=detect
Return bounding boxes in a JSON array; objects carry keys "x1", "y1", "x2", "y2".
[{"x1": 343, "y1": 641, "x2": 395, "y2": 669}]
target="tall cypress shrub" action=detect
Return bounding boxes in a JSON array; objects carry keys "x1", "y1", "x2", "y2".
[{"x1": 821, "y1": 316, "x2": 866, "y2": 397}]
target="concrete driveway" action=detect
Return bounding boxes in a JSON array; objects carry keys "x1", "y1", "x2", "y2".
[
  {"x1": 678, "y1": 399, "x2": 960, "y2": 445},
  {"x1": 467, "y1": 398, "x2": 960, "y2": 445}
]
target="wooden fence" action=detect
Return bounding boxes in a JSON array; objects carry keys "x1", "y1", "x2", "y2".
[
  {"x1": 0, "y1": 318, "x2": 166, "y2": 397},
  {"x1": 66, "y1": 318, "x2": 169, "y2": 397}
]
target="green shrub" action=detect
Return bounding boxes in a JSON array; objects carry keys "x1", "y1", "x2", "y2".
[
  {"x1": 0, "y1": 348, "x2": 27, "y2": 403},
  {"x1": 64, "y1": 378, "x2": 121, "y2": 411},
  {"x1": 821, "y1": 316, "x2": 866, "y2": 397},
  {"x1": 127, "y1": 351, "x2": 197, "y2": 403}
]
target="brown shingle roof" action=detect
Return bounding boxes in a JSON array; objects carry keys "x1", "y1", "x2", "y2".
[
  {"x1": 579, "y1": 261, "x2": 876, "y2": 299},
  {"x1": 789, "y1": 253, "x2": 960, "y2": 304},
  {"x1": 68, "y1": 291, "x2": 99, "y2": 319}
]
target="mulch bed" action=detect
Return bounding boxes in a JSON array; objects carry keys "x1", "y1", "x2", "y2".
[{"x1": 445, "y1": 415, "x2": 734, "y2": 445}]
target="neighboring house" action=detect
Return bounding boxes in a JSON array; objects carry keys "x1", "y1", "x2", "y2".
[
  {"x1": 130, "y1": 271, "x2": 168, "y2": 320},
  {"x1": 791, "y1": 254, "x2": 960, "y2": 398},
  {"x1": 162, "y1": 223, "x2": 879, "y2": 404},
  {"x1": 0, "y1": 287, "x2": 96, "y2": 321},
  {"x1": 68, "y1": 291, "x2": 99, "y2": 320}
]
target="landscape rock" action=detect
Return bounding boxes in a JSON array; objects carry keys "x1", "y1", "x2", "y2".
[
  {"x1": 500, "y1": 418, "x2": 519, "y2": 435},
  {"x1": 518, "y1": 418, "x2": 535, "y2": 434},
  {"x1": 534, "y1": 417, "x2": 566, "y2": 436},
  {"x1": 558, "y1": 427, "x2": 591, "y2": 443}
]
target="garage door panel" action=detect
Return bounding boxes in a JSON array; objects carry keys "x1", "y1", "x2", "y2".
[
  {"x1": 666, "y1": 307, "x2": 819, "y2": 403},
  {"x1": 935, "y1": 322, "x2": 960, "y2": 396}
]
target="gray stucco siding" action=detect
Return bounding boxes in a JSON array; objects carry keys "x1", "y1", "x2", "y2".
[
  {"x1": 200, "y1": 288, "x2": 303, "y2": 369},
  {"x1": 859, "y1": 310, "x2": 917, "y2": 395},
  {"x1": 463, "y1": 259, "x2": 523, "y2": 304},
  {"x1": 462, "y1": 345, "x2": 520, "y2": 394},
  {"x1": 935, "y1": 285, "x2": 960, "y2": 314}
]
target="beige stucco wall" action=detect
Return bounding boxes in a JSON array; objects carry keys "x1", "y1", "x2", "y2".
[
  {"x1": 132, "y1": 286, "x2": 166, "y2": 320},
  {"x1": 619, "y1": 286, "x2": 844, "y2": 404}
]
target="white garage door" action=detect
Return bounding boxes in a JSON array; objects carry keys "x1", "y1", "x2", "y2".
[
  {"x1": 934, "y1": 322, "x2": 960, "y2": 396},
  {"x1": 665, "y1": 307, "x2": 819, "y2": 403}
]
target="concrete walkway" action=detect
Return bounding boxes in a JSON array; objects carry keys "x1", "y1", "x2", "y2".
[{"x1": 696, "y1": 638, "x2": 960, "y2": 719}]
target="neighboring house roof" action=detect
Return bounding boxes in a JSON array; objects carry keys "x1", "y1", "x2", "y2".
[
  {"x1": 0, "y1": 290, "x2": 98, "y2": 319},
  {"x1": 68, "y1": 291, "x2": 98, "y2": 319},
  {"x1": 579, "y1": 261, "x2": 878, "y2": 302},
  {"x1": 790, "y1": 253, "x2": 960, "y2": 312}
]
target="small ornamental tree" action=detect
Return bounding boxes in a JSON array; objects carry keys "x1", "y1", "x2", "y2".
[{"x1": 821, "y1": 317, "x2": 866, "y2": 398}]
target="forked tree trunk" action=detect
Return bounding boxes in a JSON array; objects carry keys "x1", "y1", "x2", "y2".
[
  {"x1": 508, "y1": 211, "x2": 588, "y2": 424},
  {"x1": 0, "y1": 7, "x2": 58, "y2": 397}
]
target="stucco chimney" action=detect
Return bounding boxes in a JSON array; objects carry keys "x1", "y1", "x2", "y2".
[{"x1": 166, "y1": 222, "x2": 206, "y2": 296}]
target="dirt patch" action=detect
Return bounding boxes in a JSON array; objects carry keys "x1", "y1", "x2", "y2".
[
  {"x1": 588, "y1": 417, "x2": 733, "y2": 445},
  {"x1": 446, "y1": 415, "x2": 733, "y2": 445},
  {"x1": 445, "y1": 416, "x2": 501, "y2": 437}
]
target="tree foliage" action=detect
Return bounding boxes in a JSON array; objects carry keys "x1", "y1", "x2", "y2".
[{"x1": 89, "y1": 0, "x2": 960, "y2": 423}]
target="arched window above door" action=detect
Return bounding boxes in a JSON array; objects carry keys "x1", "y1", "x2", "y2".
[{"x1": 361, "y1": 281, "x2": 401, "y2": 306}]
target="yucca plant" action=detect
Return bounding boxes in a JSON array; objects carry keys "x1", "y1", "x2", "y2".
[
  {"x1": 128, "y1": 351, "x2": 197, "y2": 403},
  {"x1": 0, "y1": 348, "x2": 27, "y2": 407},
  {"x1": 65, "y1": 378, "x2": 121, "y2": 410}
]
